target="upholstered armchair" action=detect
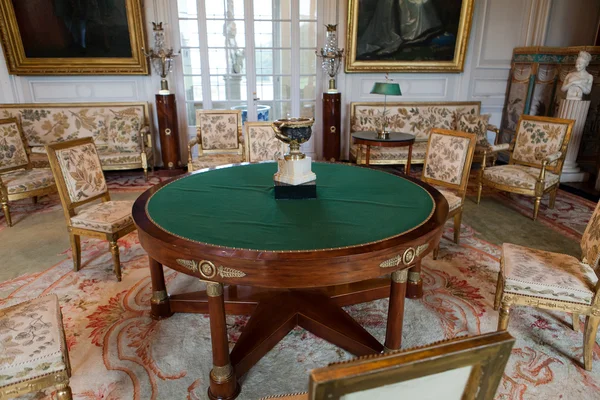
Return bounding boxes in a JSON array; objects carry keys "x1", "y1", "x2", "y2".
[
  {"x1": 0, "y1": 118, "x2": 56, "y2": 227},
  {"x1": 188, "y1": 110, "x2": 245, "y2": 171},
  {"x1": 495, "y1": 200, "x2": 600, "y2": 371},
  {"x1": 477, "y1": 115, "x2": 574, "y2": 220},
  {"x1": 46, "y1": 138, "x2": 137, "y2": 281},
  {"x1": 261, "y1": 332, "x2": 514, "y2": 400},
  {"x1": 0, "y1": 294, "x2": 73, "y2": 399},
  {"x1": 245, "y1": 122, "x2": 286, "y2": 162},
  {"x1": 421, "y1": 128, "x2": 477, "y2": 259}
]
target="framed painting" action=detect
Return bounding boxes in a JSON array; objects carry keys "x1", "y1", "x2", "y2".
[
  {"x1": 345, "y1": 0, "x2": 475, "y2": 73},
  {"x1": 0, "y1": 0, "x2": 148, "y2": 75}
]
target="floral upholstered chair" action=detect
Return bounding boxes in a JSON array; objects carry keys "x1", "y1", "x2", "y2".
[
  {"x1": 245, "y1": 122, "x2": 286, "y2": 162},
  {"x1": 421, "y1": 129, "x2": 477, "y2": 259},
  {"x1": 0, "y1": 294, "x2": 73, "y2": 399},
  {"x1": 0, "y1": 118, "x2": 56, "y2": 227},
  {"x1": 261, "y1": 331, "x2": 514, "y2": 400},
  {"x1": 45, "y1": 138, "x2": 136, "y2": 281},
  {"x1": 477, "y1": 115, "x2": 574, "y2": 220},
  {"x1": 187, "y1": 110, "x2": 245, "y2": 171},
  {"x1": 495, "y1": 200, "x2": 600, "y2": 371},
  {"x1": 456, "y1": 113, "x2": 501, "y2": 166}
]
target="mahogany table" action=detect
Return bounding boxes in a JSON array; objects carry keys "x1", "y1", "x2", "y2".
[
  {"x1": 133, "y1": 162, "x2": 448, "y2": 400},
  {"x1": 352, "y1": 131, "x2": 415, "y2": 173}
]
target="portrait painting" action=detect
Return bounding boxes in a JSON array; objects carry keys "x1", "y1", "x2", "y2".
[
  {"x1": 0, "y1": 0, "x2": 148, "y2": 75},
  {"x1": 346, "y1": 0, "x2": 475, "y2": 73}
]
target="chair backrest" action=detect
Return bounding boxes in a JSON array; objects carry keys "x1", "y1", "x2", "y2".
[
  {"x1": 245, "y1": 122, "x2": 285, "y2": 162},
  {"x1": 422, "y1": 128, "x2": 477, "y2": 196},
  {"x1": 0, "y1": 117, "x2": 30, "y2": 174},
  {"x1": 581, "y1": 201, "x2": 600, "y2": 269},
  {"x1": 196, "y1": 110, "x2": 243, "y2": 154},
  {"x1": 510, "y1": 115, "x2": 574, "y2": 174},
  {"x1": 46, "y1": 137, "x2": 109, "y2": 220},
  {"x1": 308, "y1": 332, "x2": 514, "y2": 400}
]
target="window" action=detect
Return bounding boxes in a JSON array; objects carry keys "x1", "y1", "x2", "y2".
[{"x1": 176, "y1": 0, "x2": 318, "y2": 126}]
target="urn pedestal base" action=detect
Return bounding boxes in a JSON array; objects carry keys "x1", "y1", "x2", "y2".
[{"x1": 273, "y1": 157, "x2": 316, "y2": 186}]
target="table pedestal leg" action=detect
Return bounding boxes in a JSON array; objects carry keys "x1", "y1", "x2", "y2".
[
  {"x1": 149, "y1": 257, "x2": 173, "y2": 320},
  {"x1": 406, "y1": 260, "x2": 424, "y2": 299},
  {"x1": 207, "y1": 282, "x2": 240, "y2": 400},
  {"x1": 366, "y1": 145, "x2": 371, "y2": 165},
  {"x1": 384, "y1": 269, "x2": 408, "y2": 351}
]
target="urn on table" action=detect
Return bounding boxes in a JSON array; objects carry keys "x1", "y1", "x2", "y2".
[{"x1": 272, "y1": 118, "x2": 317, "y2": 199}]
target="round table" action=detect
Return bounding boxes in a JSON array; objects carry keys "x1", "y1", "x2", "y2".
[
  {"x1": 352, "y1": 131, "x2": 416, "y2": 173},
  {"x1": 133, "y1": 162, "x2": 448, "y2": 400}
]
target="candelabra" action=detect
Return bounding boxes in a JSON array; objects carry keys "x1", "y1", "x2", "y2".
[
  {"x1": 144, "y1": 22, "x2": 179, "y2": 95},
  {"x1": 317, "y1": 24, "x2": 344, "y2": 93}
]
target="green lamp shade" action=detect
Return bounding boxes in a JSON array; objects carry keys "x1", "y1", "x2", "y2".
[{"x1": 370, "y1": 82, "x2": 402, "y2": 96}]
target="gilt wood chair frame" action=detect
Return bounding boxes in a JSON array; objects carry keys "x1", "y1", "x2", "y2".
[
  {"x1": 421, "y1": 128, "x2": 477, "y2": 258},
  {"x1": 0, "y1": 117, "x2": 57, "y2": 227},
  {"x1": 45, "y1": 137, "x2": 136, "y2": 281},
  {"x1": 187, "y1": 109, "x2": 244, "y2": 171}
]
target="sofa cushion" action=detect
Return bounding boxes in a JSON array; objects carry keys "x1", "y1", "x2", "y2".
[
  {"x1": 0, "y1": 119, "x2": 29, "y2": 172},
  {"x1": 71, "y1": 200, "x2": 134, "y2": 233},
  {"x1": 351, "y1": 102, "x2": 481, "y2": 141},
  {"x1": 0, "y1": 105, "x2": 146, "y2": 153},
  {"x1": 350, "y1": 141, "x2": 428, "y2": 163},
  {"x1": 0, "y1": 294, "x2": 69, "y2": 388},
  {"x1": 482, "y1": 164, "x2": 559, "y2": 190},
  {"x1": 1, "y1": 168, "x2": 55, "y2": 194},
  {"x1": 458, "y1": 113, "x2": 490, "y2": 147},
  {"x1": 502, "y1": 243, "x2": 597, "y2": 305}
]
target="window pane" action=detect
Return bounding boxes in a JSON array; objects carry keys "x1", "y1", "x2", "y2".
[
  {"x1": 205, "y1": 0, "x2": 225, "y2": 19},
  {"x1": 177, "y1": 0, "x2": 197, "y2": 19},
  {"x1": 179, "y1": 20, "x2": 199, "y2": 47},
  {"x1": 182, "y1": 48, "x2": 201, "y2": 75},
  {"x1": 230, "y1": 0, "x2": 245, "y2": 19},
  {"x1": 255, "y1": 49, "x2": 292, "y2": 75},
  {"x1": 184, "y1": 76, "x2": 203, "y2": 101},
  {"x1": 210, "y1": 75, "x2": 247, "y2": 101},
  {"x1": 300, "y1": 22, "x2": 317, "y2": 47},
  {"x1": 300, "y1": 101, "x2": 315, "y2": 119},
  {"x1": 300, "y1": 50, "x2": 316, "y2": 74},
  {"x1": 254, "y1": 0, "x2": 272, "y2": 20},
  {"x1": 300, "y1": 76, "x2": 316, "y2": 100},
  {"x1": 255, "y1": 21, "x2": 290, "y2": 48},
  {"x1": 186, "y1": 102, "x2": 203, "y2": 126},
  {"x1": 300, "y1": 0, "x2": 317, "y2": 20},
  {"x1": 256, "y1": 76, "x2": 273, "y2": 101}
]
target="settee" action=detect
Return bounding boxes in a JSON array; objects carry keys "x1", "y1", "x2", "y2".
[
  {"x1": 349, "y1": 101, "x2": 499, "y2": 167},
  {"x1": 0, "y1": 102, "x2": 154, "y2": 179}
]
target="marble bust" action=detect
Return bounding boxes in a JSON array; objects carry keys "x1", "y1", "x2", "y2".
[{"x1": 561, "y1": 51, "x2": 593, "y2": 100}]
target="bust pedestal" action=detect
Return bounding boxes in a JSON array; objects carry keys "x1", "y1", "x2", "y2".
[
  {"x1": 322, "y1": 93, "x2": 341, "y2": 161},
  {"x1": 557, "y1": 99, "x2": 591, "y2": 182},
  {"x1": 155, "y1": 94, "x2": 185, "y2": 176}
]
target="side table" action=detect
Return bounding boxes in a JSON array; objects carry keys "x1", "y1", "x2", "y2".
[{"x1": 352, "y1": 131, "x2": 416, "y2": 174}]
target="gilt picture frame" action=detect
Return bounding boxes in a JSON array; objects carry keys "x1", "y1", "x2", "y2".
[
  {"x1": 345, "y1": 0, "x2": 475, "y2": 73},
  {"x1": 0, "y1": 0, "x2": 148, "y2": 75}
]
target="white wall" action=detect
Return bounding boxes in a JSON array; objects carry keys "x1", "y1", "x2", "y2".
[
  {"x1": 545, "y1": 0, "x2": 600, "y2": 46},
  {"x1": 0, "y1": 0, "x2": 596, "y2": 163}
]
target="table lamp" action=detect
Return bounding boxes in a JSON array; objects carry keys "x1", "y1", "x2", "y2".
[{"x1": 370, "y1": 82, "x2": 402, "y2": 139}]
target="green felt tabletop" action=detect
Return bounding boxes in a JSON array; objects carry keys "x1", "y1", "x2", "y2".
[{"x1": 146, "y1": 163, "x2": 435, "y2": 251}]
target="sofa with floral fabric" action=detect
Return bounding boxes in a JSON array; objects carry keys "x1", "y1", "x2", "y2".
[
  {"x1": 0, "y1": 102, "x2": 154, "y2": 179},
  {"x1": 349, "y1": 101, "x2": 500, "y2": 167}
]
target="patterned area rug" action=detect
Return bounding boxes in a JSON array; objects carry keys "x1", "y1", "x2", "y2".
[{"x1": 1, "y1": 171, "x2": 599, "y2": 399}]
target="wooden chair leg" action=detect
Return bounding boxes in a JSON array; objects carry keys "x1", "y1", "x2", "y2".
[
  {"x1": 573, "y1": 313, "x2": 581, "y2": 332},
  {"x1": 109, "y1": 240, "x2": 122, "y2": 281},
  {"x1": 476, "y1": 182, "x2": 483, "y2": 204},
  {"x1": 533, "y1": 197, "x2": 541, "y2": 221},
  {"x1": 32, "y1": 196, "x2": 38, "y2": 204},
  {"x1": 584, "y1": 315, "x2": 600, "y2": 371},
  {"x1": 56, "y1": 383, "x2": 73, "y2": 400},
  {"x1": 1, "y1": 199, "x2": 11, "y2": 227},
  {"x1": 143, "y1": 167, "x2": 149, "y2": 181},
  {"x1": 453, "y1": 211, "x2": 462, "y2": 244},
  {"x1": 69, "y1": 234, "x2": 81, "y2": 272},
  {"x1": 432, "y1": 245, "x2": 439, "y2": 260},
  {"x1": 494, "y1": 272, "x2": 503, "y2": 311},
  {"x1": 549, "y1": 188, "x2": 557, "y2": 209},
  {"x1": 497, "y1": 300, "x2": 511, "y2": 331}
]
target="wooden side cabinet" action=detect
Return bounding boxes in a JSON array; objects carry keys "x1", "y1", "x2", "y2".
[
  {"x1": 155, "y1": 94, "x2": 182, "y2": 170},
  {"x1": 322, "y1": 92, "x2": 341, "y2": 161}
]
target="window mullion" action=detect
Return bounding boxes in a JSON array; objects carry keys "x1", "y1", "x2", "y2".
[
  {"x1": 197, "y1": 0, "x2": 212, "y2": 109},
  {"x1": 245, "y1": 0, "x2": 257, "y2": 121},
  {"x1": 290, "y1": 0, "x2": 300, "y2": 117}
]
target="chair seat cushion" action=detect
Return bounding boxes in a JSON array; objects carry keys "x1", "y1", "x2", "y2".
[
  {"x1": 350, "y1": 141, "x2": 428, "y2": 162},
  {"x1": 71, "y1": 200, "x2": 134, "y2": 233},
  {"x1": 502, "y1": 243, "x2": 598, "y2": 305},
  {"x1": 437, "y1": 188, "x2": 462, "y2": 212},
  {"x1": 0, "y1": 294, "x2": 68, "y2": 388},
  {"x1": 483, "y1": 164, "x2": 559, "y2": 190},
  {"x1": 191, "y1": 153, "x2": 244, "y2": 170},
  {"x1": 1, "y1": 168, "x2": 55, "y2": 195}
]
